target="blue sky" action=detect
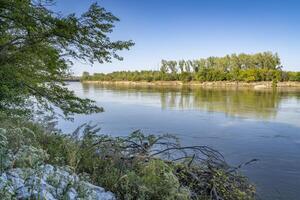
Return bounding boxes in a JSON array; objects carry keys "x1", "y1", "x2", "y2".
[{"x1": 54, "y1": 0, "x2": 300, "y2": 75}]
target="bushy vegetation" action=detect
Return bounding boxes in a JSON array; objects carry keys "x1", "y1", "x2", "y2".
[
  {"x1": 82, "y1": 52, "x2": 300, "y2": 82},
  {"x1": 0, "y1": 115, "x2": 256, "y2": 200},
  {"x1": 0, "y1": 0, "x2": 133, "y2": 117}
]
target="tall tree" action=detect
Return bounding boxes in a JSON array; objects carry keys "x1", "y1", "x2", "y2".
[
  {"x1": 178, "y1": 60, "x2": 185, "y2": 73},
  {"x1": 160, "y1": 59, "x2": 168, "y2": 73},
  {"x1": 0, "y1": 0, "x2": 134, "y2": 117},
  {"x1": 168, "y1": 61, "x2": 178, "y2": 74},
  {"x1": 185, "y1": 60, "x2": 192, "y2": 72}
]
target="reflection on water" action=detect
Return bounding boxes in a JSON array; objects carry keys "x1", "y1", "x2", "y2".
[
  {"x1": 62, "y1": 82, "x2": 300, "y2": 200},
  {"x1": 82, "y1": 83, "x2": 300, "y2": 120}
]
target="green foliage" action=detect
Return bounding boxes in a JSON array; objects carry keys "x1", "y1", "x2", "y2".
[
  {"x1": 140, "y1": 160, "x2": 190, "y2": 199},
  {"x1": 0, "y1": 128, "x2": 8, "y2": 173},
  {"x1": 287, "y1": 72, "x2": 300, "y2": 81},
  {"x1": 14, "y1": 145, "x2": 49, "y2": 168},
  {"x1": 211, "y1": 170, "x2": 255, "y2": 200},
  {"x1": 0, "y1": 0, "x2": 134, "y2": 117},
  {"x1": 83, "y1": 52, "x2": 300, "y2": 83},
  {"x1": 0, "y1": 125, "x2": 49, "y2": 170},
  {"x1": 180, "y1": 72, "x2": 193, "y2": 82},
  {"x1": 0, "y1": 184, "x2": 14, "y2": 200},
  {"x1": 116, "y1": 160, "x2": 190, "y2": 200}
]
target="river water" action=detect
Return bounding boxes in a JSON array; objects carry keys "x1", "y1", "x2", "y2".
[{"x1": 59, "y1": 82, "x2": 300, "y2": 200}]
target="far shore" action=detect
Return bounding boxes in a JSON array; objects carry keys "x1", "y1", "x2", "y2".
[{"x1": 81, "y1": 80, "x2": 300, "y2": 89}]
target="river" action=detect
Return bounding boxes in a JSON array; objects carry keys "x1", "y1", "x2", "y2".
[{"x1": 59, "y1": 82, "x2": 300, "y2": 200}]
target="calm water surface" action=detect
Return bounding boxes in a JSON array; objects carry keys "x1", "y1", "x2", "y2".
[{"x1": 59, "y1": 82, "x2": 300, "y2": 200}]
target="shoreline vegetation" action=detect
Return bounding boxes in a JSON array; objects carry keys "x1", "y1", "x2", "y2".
[
  {"x1": 0, "y1": 117, "x2": 256, "y2": 199},
  {"x1": 81, "y1": 52, "x2": 300, "y2": 89}
]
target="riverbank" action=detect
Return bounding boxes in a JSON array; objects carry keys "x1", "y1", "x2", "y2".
[
  {"x1": 81, "y1": 80, "x2": 300, "y2": 89},
  {"x1": 0, "y1": 116, "x2": 255, "y2": 200}
]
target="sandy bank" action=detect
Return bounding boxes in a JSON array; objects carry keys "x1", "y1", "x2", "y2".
[{"x1": 81, "y1": 81, "x2": 300, "y2": 89}]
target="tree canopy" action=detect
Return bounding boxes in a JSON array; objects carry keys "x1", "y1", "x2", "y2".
[
  {"x1": 0, "y1": 0, "x2": 134, "y2": 117},
  {"x1": 83, "y1": 52, "x2": 300, "y2": 83}
]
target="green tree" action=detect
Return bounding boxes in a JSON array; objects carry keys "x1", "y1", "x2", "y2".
[
  {"x1": 191, "y1": 60, "x2": 200, "y2": 72},
  {"x1": 160, "y1": 60, "x2": 168, "y2": 73},
  {"x1": 82, "y1": 71, "x2": 90, "y2": 80},
  {"x1": 185, "y1": 60, "x2": 192, "y2": 72},
  {"x1": 167, "y1": 61, "x2": 178, "y2": 74},
  {"x1": 83, "y1": 52, "x2": 296, "y2": 83},
  {"x1": 178, "y1": 60, "x2": 185, "y2": 73},
  {"x1": 0, "y1": 0, "x2": 134, "y2": 116}
]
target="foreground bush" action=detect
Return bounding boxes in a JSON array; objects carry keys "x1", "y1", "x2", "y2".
[{"x1": 0, "y1": 117, "x2": 255, "y2": 200}]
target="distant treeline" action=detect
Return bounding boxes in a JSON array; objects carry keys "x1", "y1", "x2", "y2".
[{"x1": 82, "y1": 52, "x2": 300, "y2": 82}]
